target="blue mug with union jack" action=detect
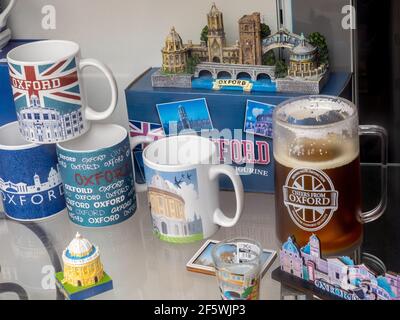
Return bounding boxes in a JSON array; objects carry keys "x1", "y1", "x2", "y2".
[{"x1": 7, "y1": 40, "x2": 118, "y2": 144}]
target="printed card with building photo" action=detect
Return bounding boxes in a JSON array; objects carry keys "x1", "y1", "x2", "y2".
[
  {"x1": 244, "y1": 100, "x2": 276, "y2": 139},
  {"x1": 186, "y1": 240, "x2": 277, "y2": 277},
  {"x1": 156, "y1": 98, "x2": 214, "y2": 136}
]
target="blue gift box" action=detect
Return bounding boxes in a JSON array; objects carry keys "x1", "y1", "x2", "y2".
[
  {"x1": 0, "y1": 40, "x2": 39, "y2": 127},
  {"x1": 125, "y1": 68, "x2": 352, "y2": 193}
]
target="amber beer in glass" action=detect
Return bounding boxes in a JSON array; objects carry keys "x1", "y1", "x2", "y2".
[{"x1": 273, "y1": 96, "x2": 387, "y2": 255}]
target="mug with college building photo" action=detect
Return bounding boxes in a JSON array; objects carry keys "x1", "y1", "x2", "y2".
[{"x1": 139, "y1": 135, "x2": 245, "y2": 244}]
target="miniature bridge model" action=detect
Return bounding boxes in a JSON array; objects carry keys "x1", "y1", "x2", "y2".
[
  {"x1": 262, "y1": 28, "x2": 304, "y2": 53},
  {"x1": 194, "y1": 62, "x2": 276, "y2": 81}
]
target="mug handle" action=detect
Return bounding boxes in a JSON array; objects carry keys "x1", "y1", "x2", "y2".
[
  {"x1": 0, "y1": 0, "x2": 16, "y2": 21},
  {"x1": 129, "y1": 135, "x2": 154, "y2": 193},
  {"x1": 79, "y1": 58, "x2": 118, "y2": 121},
  {"x1": 209, "y1": 164, "x2": 244, "y2": 227},
  {"x1": 359, "y1": 125, "x2": 388, "y2": 223}
]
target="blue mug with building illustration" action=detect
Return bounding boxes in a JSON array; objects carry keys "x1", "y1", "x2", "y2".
[
  {"x1": 56, "y1": 123, "x2": 151, "y2": 227},
  {"x1": 0, "y1": 122, "x2": 66, "y2": 221},
  {"x1": 139, "y1": 135, "x2": 245, "y2": 244},
  {"x1": 7, "y1": 40, "x2": 117, "y2": 144}
]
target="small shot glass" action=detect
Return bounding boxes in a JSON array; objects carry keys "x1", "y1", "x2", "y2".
[{"x1": 212, "y1": 238, "x2": 262, "y2": 300}]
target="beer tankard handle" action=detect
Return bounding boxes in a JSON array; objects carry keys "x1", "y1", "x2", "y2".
[
  {"x1": 79, "y1": 58, "x2": 118, "y2": 121},
  {"x1": 130, "y1": 136, "x2": 154, "y2": 193},
  {"x1": 209, "y1": 165, "x2": 244, "y2": 227},
  {"x1": 359, "y1": 125, "x2": 388, "y2": 224}
]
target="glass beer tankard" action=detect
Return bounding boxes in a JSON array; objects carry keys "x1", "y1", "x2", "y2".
[{"x1": 273, "y1": 96, "x2": 387, "y2": 255}]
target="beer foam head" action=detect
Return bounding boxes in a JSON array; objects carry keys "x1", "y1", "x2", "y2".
[
  {"x1": 275, "y1": 95, "x2": 356, "y2": 127},
  {"x1": 274, "y1": 136, "x2": 359, "y2": 170},
  {"x1": 274, "y1": 96, "x2": 359, "y2": 169}
]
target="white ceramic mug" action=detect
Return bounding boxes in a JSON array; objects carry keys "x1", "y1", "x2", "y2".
[
  {"x1": 7, "y1": 40, "x2": 117, "y2": 144},
  {"x1": 132, "y1": 135, "x2": 244, "y2": 244}
]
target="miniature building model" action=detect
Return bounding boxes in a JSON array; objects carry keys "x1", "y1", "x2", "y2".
[
  {"x1": 238, "y1": 13, "x2": 262, "y2": 65},
  {"x1": 288, "y1": 34, "x2": 326, "y2": 79},
  {"x1": 155, "y1": 3, "x2": 329, "y2": 93},
  {"x1": 162, "y1": 27, "x2": 188, "y2": 73},
  {"x1": 161, "y1": 3, "x2": 264, "y2": 73},
  {"x1": 207, "y1": 3, "x2": 228, "y2": 63},
  {"x1": 62, "y1": 233, "x2": 104, "y2": 287}
]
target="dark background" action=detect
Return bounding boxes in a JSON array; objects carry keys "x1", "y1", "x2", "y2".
[
  {"x1": 357, "y1": 0, "x2": 399, "y2": 164},
  {"x1": 357, "y1": 0, "x2": 400, "y2": 272}
]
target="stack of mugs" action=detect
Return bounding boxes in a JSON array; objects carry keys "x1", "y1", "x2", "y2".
[
  {"x1": 0, "y1": 40, "x2": 245, "y2": 243},
  {"x1": 0, "y1": 40, "x2": 124, "y2": 225}
]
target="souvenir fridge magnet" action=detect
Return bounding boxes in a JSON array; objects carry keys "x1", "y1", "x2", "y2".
[
  {"x1": 244, "y1": 100, "x2": 275, "y2": 139},
  {"x1": 156, "y1": 98, "x2": 213, "y2": 136},
  {"x1": 186, "y1": 239, "x2": 277, "y2": 277},
  {"x1": 55, "y1": 233, "x2": 113, "y2": 300},
  {"x1": 272, "y1": 234, "x2": 400, "y2": 300}
]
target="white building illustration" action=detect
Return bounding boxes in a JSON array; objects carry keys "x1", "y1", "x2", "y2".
[
  {"x1": 0, "y1": 166, "x2": 62, "y2": 194},
  {"x1": 147, "y1": 173, "x2": 203, "y2": 238},
  {"x1": 17, "y1": 95, "x2": 85, "y2": 143}
]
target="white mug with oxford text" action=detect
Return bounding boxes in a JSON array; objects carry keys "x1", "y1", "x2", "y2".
[{"x1": 7, "y1": 40, "x2": 117, "y2": 144}]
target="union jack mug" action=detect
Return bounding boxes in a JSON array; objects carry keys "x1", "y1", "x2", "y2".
[{"x1": 7, "y1": 40, "x2": 118, "y2": 144}]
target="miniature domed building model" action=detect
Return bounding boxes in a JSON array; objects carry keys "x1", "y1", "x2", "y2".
[
  {"x1": 288, "y1": 34, "x2": 318, "y2": 78},
  {"x1": 162, "y1": 27, "x2": 188, "y2": 73},
  {"x1": 62, "y1": 233, "x2": 104, "y2": 287}
]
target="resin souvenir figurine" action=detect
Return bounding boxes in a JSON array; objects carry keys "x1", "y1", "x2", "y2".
[
  {"x1": 152, "y1": 3, "x2": 329, "y2": 94},
  {"x1": 0, "y1": 0, "x2": 16, "y2": 49},
  {"x1": 55, "y1": 233, "x2": 113, "y2": 300},
  {"x1": 273, "y1": 235, "x2": 400, "y2": 300}
]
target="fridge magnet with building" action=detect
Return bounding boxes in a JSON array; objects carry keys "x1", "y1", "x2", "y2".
[
  {"x1": 55, "y1": 233, "x2": 113, "y2": 300},
  {"x1": 272, "y1": 234, "x2": 400, "y2": 300}
]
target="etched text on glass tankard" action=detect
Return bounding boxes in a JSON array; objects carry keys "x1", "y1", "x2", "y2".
[{"x1": 273, "y1": 96, "x2": 387, "y2": 255}]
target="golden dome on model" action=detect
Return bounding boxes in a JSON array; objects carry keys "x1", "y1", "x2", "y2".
[
  {"x1": 61, "y1": 232, "x2": 104, "y2": 287},
  {"x1": 162, "y1": 27, "x2": 188, "y2": 73},
  {"x1": 164, "y1": 27, "x2": 185, "y2": 51}
]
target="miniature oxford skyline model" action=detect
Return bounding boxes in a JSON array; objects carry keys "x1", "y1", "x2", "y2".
[
  {"x1": 273, "y1": 234, "x2": 400, "y2": 300},
  {"x1": 152, "y1": 3, "x2": 330, "y2": 94},
  {"x1": 55, "y1": 232, "x2": 113, "y2": 300}
]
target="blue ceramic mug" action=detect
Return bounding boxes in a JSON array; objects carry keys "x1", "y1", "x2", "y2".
[
  {"x1": 0, "y1": 122, "x2": 66, "y2": 221},
  {"x1": 56, "y1": 123, "x2": 152, "y2": 227}
]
